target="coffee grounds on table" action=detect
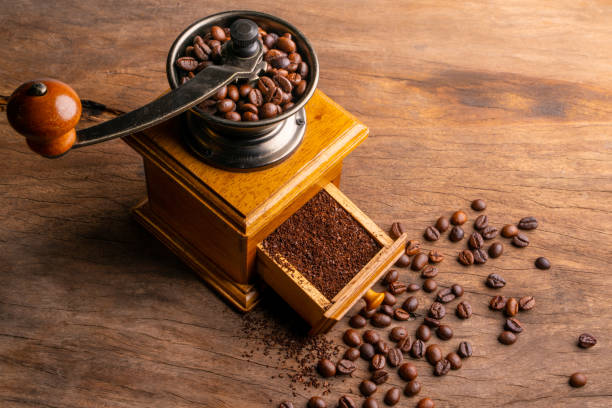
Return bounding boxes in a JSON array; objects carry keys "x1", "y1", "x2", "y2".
[{"x1": 263, "y1": 190, "x2": 381, "y2": 300}]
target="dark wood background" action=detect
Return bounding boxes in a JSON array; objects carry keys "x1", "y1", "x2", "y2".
[{"x1": 1, "y1": 1, "x2": 611, "y2": 407}]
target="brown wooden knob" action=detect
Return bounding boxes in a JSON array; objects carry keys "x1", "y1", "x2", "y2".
[
  {"x1": 363, "y1": 289, "x2": 385, "y2": 310},
  {"x1": 7, "y1": 79, "x2": 81, "y2": 157}
]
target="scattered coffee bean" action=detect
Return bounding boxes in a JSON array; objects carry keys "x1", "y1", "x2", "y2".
[
  {"x1": 518, "y1": 216, "x2": 538, "y2": 230},
  {"x1": 505, "y1": 298, "x2": 519, "y2": 316},
  {"x1": 308, "y1": 396, "x2": 326, "y2": 408},
  {"x1": 350, "y1": 314, "x2": 367, "y2": 328},
  {"x1": 451, "y1": 284, "x2": 464, "y2": 297},
  {"x1": 512, "y1": 233, "x2": 530, "y2": 248},
  {"x1": 416, "y1": 324, "x2": 431, "y2": 342},
  {"x1": 449, "y1": 226, "x2": 465, "y2": 242},
  {"x1": 344, "y1": 347, "x2": 360, "y2": 361},
  {"x1": 393, "y1": 309, "x2": 412, "y2": 321},
  {"x1": 408, "y1": 283, "x2": 421, "y2": 292},
  {"x1": 397, "y1": 336, "x2": 413, "y2": 353},
  {"x1": 434, "y1": 359, "x2": 451, "y2": 376},
  {"x1": 498, "y1": 331, "x2": 517, "y2": 345},
  {"x1": 338, "y1": 395, "x2": 357, "y2": 408},
  {"x1": 446, "y1": 352, "x2": 462, "y2": 369},
  {"x1": 471, "y1": 199, "x2": 487, "y2": 211},
  {"x1": 359, "y1": 380, "x2": 377, "y2": 397},
  {"x1": 421, "y1": 265, "x2": 438, "y2": 279},
  {"x1": 417, "y1": 398, "x2": 435, "y2": 408},
  {"x1": 435, "y1": 216, "x2": 450, "y2": 232},
  {"x1": 406, "y1": 240, "x2": 421, "y2": 256},
  {"x1": 388, "y1": 281, "x2": 407, "y2": 295},
  {"x1": 458, "y1": 249, "x2": 474, "y2": 266},
  {"x1": 279, "y1": 401, "x2": 294, "y2": 408},
  {"x1": 383, "y1": 292, "x2": 397, "y2": 306},
  {"x1": 343, "y1": 329, "x2": 362, "y2": 347},
  {"x1": 361, "y1": 307, "x2": 377, "y2": 319},
  {"x1": 481, "y1": 226, "x2": 499, "y2": 240},
  {"x1": 390, "y1": 326, "x2": 408, "y2": 342},
  {"x1": 458, "y1": 341, "x2": 473, "y2": 358},
  {"x1": 474, "y1": 214, "x2": 488, "y2": 230},
  {"x1": 578, "y1": 333, "x2": 597, "y2": 349},
  {"x1": 501, "y1": 224, "x2": 519, "y2": 238},
  {"x1": 425, "y1": 344, "x2": 443, "y2": 365},
  {"x1": 336, "y1": 359, "x2": 357, "y2": 375},
  {"x1": 411, "y1": 253, "x2": 429, "y2": 271},
  {"x1": 410, "y1": 339, "x2": 425, "y2": 359},
  {"x1": 371, "y1": 313, "x2": 392, "y2": 328},
  {"x1": 370, "y1": 354, "x2": 386, "y2": 371},
  {"x1": 486, "y1": 273, "x2": 506, "y2": 288},
  {"x1": 518, "y1": 296, "x2": 535, "y2": 311},
  {"x1": 468, "y1": 232, "x2": 484, "y2": 249},
  {"x1": 436, "y1": 325, "x2": 453, "y2": 340},
  {"x1": 375, "y1": 340, "x2": 390, "y2": 356},
  {"x1": 472, "y1": 248, "x2": 488, "y2": 264},
  {"x1": 371, "y1": 369, "x2": 389, "y2": 385},
  {"x1": 402, "y1": 296, "x2": 419, "y2": 313},
  {"x1": 569, "y1": 372, "x2": 587, "y2": 388},
  {"x1": 436, "y1": 288, "x2": 456, "y2": 304},
  {"x1": 429, "y1": 302, "x2": 446, "y2": 319},
  {"x1": 395, "y1": 253, "x2": 411, "y2": 267},
  {"x1": 535, "y1": 257, "x2": 551, "y2": 270},
  {"x1": 364, "y1": 330, "x2": 381, "y2": 344},
  {"x1": 505, "y1": 317, "x2": 523, "y2": 333},
  {"x1": 380, "y1": 304, "x2": 394, "y2": 317},
  {"x1": 488, "y1": 242, "x2": 504, "y2": 258},
  {"x1": 424, "y1": 226, "x2": 441, "y2": 241},
  {"x1": 384, "y1": 387, "x2": 401, "y2": 406},
  {"x1": 388, "y1": 348, "x2": 404, "y2": 367},
  {"x1": 383, "y1": 269, "x2": 399, "y2": 284},
  {"x1": 428, "y1": 250, "x2": 444, "y2": 263},
  {"x1": 317, "y1": 358, "x2": 336, "y2": 377},
  {"x1": 363, "y1": 398, "x2": 378, "y2": 408},
  {"x1": 390, "y1": 222, "x2": 407, "y2": 239},
  {"x1": 489, "y1": 295, "x2": 507, "y2": 310},
  {"x1": 451, "y1": 210, "x2": 467, "y2": 225},
  {"x1": 423, "y1": 317, "x2": 441, "y2": 328},
  {"x1": 423, "y1": 279, "x2": 437, "y2": 293},
  {"x1": 360, "y1": 343, "x2": 376, "y2": 361},
  {"x1": 456, "y1": 301, "x2": 472, "y2": 319},
  {"x1": 404, "y1": 380, "x2": 421, "y2": 397},
  {"x1": 399, "y1": 362, "x2": 418, "y2": 381}
]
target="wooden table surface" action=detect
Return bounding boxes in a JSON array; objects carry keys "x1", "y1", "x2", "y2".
[{"x1": 1, "y1": 1, "x2": 611, "y2": 407}]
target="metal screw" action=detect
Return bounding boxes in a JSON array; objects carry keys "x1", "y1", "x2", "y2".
[{"x1": 296, "y1": 118, "x2": 305, "y2": 126}]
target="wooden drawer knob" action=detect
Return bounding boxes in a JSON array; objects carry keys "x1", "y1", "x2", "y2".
[{"x1": 363, "y1": 289, "x2": 385, "y2": 310}]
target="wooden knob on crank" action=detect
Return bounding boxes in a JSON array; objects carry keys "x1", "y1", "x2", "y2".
[
  {"x1": 7, "y1": 79, "x2": 81, "y2": 157},
  {"x1": 363, "y1": 289, "x2": 385, "y2": 310}
]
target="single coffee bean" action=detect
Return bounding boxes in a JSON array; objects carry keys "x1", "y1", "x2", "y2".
[
  {"x1": 224, "y1": 111, "x2": 241, "y2": 121},
  {"x1": 505, "y1": 317, "x2": 523, "y2": 333},
  {"x1": 338, "y1": 395, "x2": 357, "y2": 408},
  {"x1": 518, "y1": 216, "x2": 538, "y2": 230},
  {"x1": 435, "y1": 216, "x2": 450, "y2": 232},
  {"x1": 472, "y1": 248, "x2": 488, "y2": 264},
  {"x1": 446, "y1": 352, "x2": 462, "y2": 369},
  {"x1": 384, "y1": 387, "x2": 401, "y2": 406},
  {"x1": 397, "y1": 335, "x2": 412, "y2": 353},
  {"x1": 362, "y1": 397, "x2": 378, "y2": 408},
  {"x1": 469, "y1": 232, "x2": 484, "y2": 249},
  {"x1": 242, "y1": 111, "x2": 259, "y2": 121},
  {"x1": 370, "y1": 354, "x2": 386, "y2": 371},
  {"x1": 512, "y1": 232, "x2": 530, "y2": 248},
  {"x1": 451, "y1": 284, "x2": 464, "y2": 297},
  {"x1": 371, "y1": 369, "x2": 389, "y2": 385},
  {"x1": 408, "y1": 283, "x2": 421, "y2": 292},
  {"x1": 380, "y1": 305, "x2": 394, "y2": 317},
  {"x1": 421, "y1": 265, "x2": 438, "y2": 279},
  {"x1": 410, "y1": 339, "x2": 425, "y2": 358},
  {"x1": 248, "y1": 88, "x2": 264, "y2": 106},
  {"x1": 217, "y1": 98, "x2": 236, "y2": 113},
  {"x1": 371, "y1": 313, "x2": 392, "y2": 328},
  {"x1": 519, "y1": 296, "x2": 535, "y2": 311},
  {"x1": 456, "y1": 301, "x2": 472, "y2": 319},
  {"x1": 363, "y1": 330, "x2": 380, "y2": 344},
  {"x1": 361, "y1": 307, "x2": 377, "y2": 319},
  {"x1": 395, "y1": 253, "x2": 411, "y2": 267},
  {"x1": 423, "y1": 317, "x2": 441, "y2": 328},
  {"x1": 343, "y1": 329, "x2": 362, "y2": 347},
  {"x1": 535, "y1": 257, "x2": 551, "y2": 270},
  {"x1": 307, "y1": 396, "x2": 326, "y2": 408},
  {"x1": 317, "y1": 358, "x2": 336, "y2": 377},
  {"x1": 505, "y1": 298, "x2": 519, "y2": 316},
  {"x1": 416, "y1": 324, "x2": 431, "y2": 342},
  {"x1": 501, "y1": 224, "x2": 519, "y2": 237},
  {"x1": 390, "y1": 326, "x2": 408, "y2": 342},
  {"x1": 402, "y1": 296, "x2": 419, "y2": 313},
  {"x1": 388, "y1": 348, "x2": 403, "y2": 367},
  {"x1": 417, "y1": 398, "x2": 435, "y2": 408},
  {"x1": 393, "y1": 309, "x2": 411, "y2": 321},
  {"x1": 488, "y1": 242, "x2": 504, "y2": 258},
  {"x1": 258, "y1": 76, "x2": 277, "y2": 96},
  {"x1": 423, "y1": 279, "x2": 437, "y2": 293},
  {"x1": 374, "y1": 340, "x2": 390, "y2": 356},
  {"x1": 406, "y1": 240, "x2": 421, "y2": 256},
  {"x1": 383, "y1": 292, "x2": 397, "y2": 306},
  {"x1": 428, "y1": 250, "x2": 444, "y2": 263},
  {"x1": 360, "y1": 380, "x2": 377, "y2": 397},
  {"x1": 411, "y1": 253, "x2": 429, "y2": 271},
  {"x1": 429, "y1": 302, "x2": 446, "y2": 319},
  {"x1": 490, "y1": 295, "x2": 507, "y2": 310},
  {"x1": 457, "y1": 341, "x2": 472, "y2": 358},
  {"x1": 449, "y1": 226, "x2": 465, "y2": 242},
  {"x1": 360, "y1": 343, "x2": 376, "y2": 360},
  {"x1": 425, "y1": 344, "x2": 443, "y2": 365},
  {"x1": 176, "y1": 56, "x2": 199, "y2": 71},
  {"x1": 486, "y1": 273, "x2": 506, "y2": 288},
  {"x1": 474, "y1": 214, "x2": 489, "y2": 230},
  {"x1": 336, "y1": 359, "x2": 357, "y2": 375},
  {"x1": 436, "y1": 325, "x2": 453, "y2": 340},
  {"x1": 471, "y1": 199, "x2": 487, "y2": 211},
  {"x1": 398, "y1": 362, "x2": 418, "y2": 381},
  {"x1": 458, "y1": 249, "x2": 474, "y2": 266},
  {"x1": 350, "y1": 314, "x2": 367, "y2": 328},
  {"x1": 498, "y1": 331, "x2": 517, "y2": 345},
  {"x1": 344, "y1": 347, "x2": 360, "y2": 361},
  {"x1": 210, "y1": 25, "x2": 226, "y2": 41},
  {"x1": 297, "y1": 62, "x2": 309, "y2": 77},
  {"x1": 424, "y1": 226, "x2": 441, "y2": 241},
  {"x1": 578, "y1": 333, "x2": 597, "y2": 348},
  {"x1": 389, "y1": 222, "x2": 406, "y2": 239},
  {"x1": 239, "y1": 83, "x2": 253, "y2": 98},
  {"x1": 569, "y1": 372, "x2": 587, "y2": 388},
  {"x1": 279, "y1": 401, "x2": 294, "y2": 408},
  {"x1": 389, "y1": 281, "x2": 407, "y2": 295},
  {"x1": 451, "y1": 210, "x2": 468, "y2": 225},
  {"x1": 481, "y1": 226, "x2": 499, "y2": 240},
  {"x1": 436, "y1": 288, "x2": 455, "y2": 304},
  {"x1": 404, "y1": 380, "x2": 421, "y2": 397},
  {"x1": 383, "y1": 269, "x2": 399, "y2": 284},
  {"x1": 434, "y1": 359, "x2": 451, "y2": 376},
  {"x1": 227, "y1": 84, "x2": 240, "y2": 102},
  {"x1": 261, "y1": 102, "x2": 280, "y2": 118},
  {"x1": 276, "y1": 36, "x2": 297, "y2": 53}
]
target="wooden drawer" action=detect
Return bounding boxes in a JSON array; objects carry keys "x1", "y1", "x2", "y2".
[{"x1": 257, "y1": 183, "x2": 408, "y2": 334}]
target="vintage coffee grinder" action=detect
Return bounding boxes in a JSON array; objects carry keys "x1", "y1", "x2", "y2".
[{"x1": 6, "y1": 11, "x2": 407, "y2": 334}]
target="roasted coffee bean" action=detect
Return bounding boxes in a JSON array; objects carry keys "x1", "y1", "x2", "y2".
[
  {"x1": 406, "y1": 240, "x2": 421, "y2": 256},
  {"x1": 389, "y1": 281, "x2": 407, "y2": 295},
  {"x1": 374, "y1": 340, "x2": 390, "y2": 356},
  {"x1": 359, "y1": 380, "x2": 377, "y2": 397},
  {"x1": 317, "y1": 358, "x2": 336, "y2": 377},
  {"x1": 279, "y1": 401, "x2": 294, "y2": 408},
  {"x1": 384, "y1": 387, "x2": 401, "y2": 406},
  {"x1": 481, "y1": 226, "x2": 499, "y2": 240},
  {"x1": 488, "y1": 242, "x2": 504, "y2": 258},
  {"x1": 360, "y1": 343, "x2": 376, "y2": 360},
  {"x1": 338, "y1": 395, "x2": 357, "y2": 408},
  {"x1": 362, "y1": 398, "x2": 378, "y2": 408},
  {"x1": 344, "y1": 347, "x2": 360, "y2": 361},
  {"x1": 198, "y1": 99, "x2": 218, "y2": 114},
  {"x1": 451, "y1": 284, "x2": 464, "y2": 297},
  {"x1": 388, "y1": 348, "x2": 403, "y2": 367},
  {"x1": 474, "y1": 214, "x2": 488, "y2": 230},
  {"x1": 248, "y1": 88, "x2": 264, "y2": 106},
  {"x1": 343, "y1": 329, "x2": 362, "y2": 347},
  {"x1": 569, "y1": 372, "x2": 587, "y2": 388},
  {"x1": 471, "y1": 199, "x2": 487, "y2": 211},
  {"x1": 423, "y1": 317, "x2": 441, "y2": 328},
  {"x1": 227, "y1": 84, "x2": 240, "y2": 101},
  {"x1": 263, "y1": 33, "x2": 278, "y2": 48},
  {"x1": 307, "y1": 396, "x2": 326, "y2": 408},
  {"x1": 268, "y1": 87, "x2": 284, "y2": 105},
  {"x1": 456, "y1": 301, "x2": 472, "y2": 319},
  {"x1": 370, "y1": 354, "x2": 386, "y2": 371},
  {"x1": 294, "y1": 79, "x2": 307, "y2": 96},
  {"x1": 435, "y1": 216, "x2": 450, "y2": 232},
  {"x1": 383, "y1": 292, "x2": 397, "y2": 306},
  {"x1": 535, "y1": 257, "x2": 551, "y2": 270},
  {"x1": 224, "y1": 111, "x2": 241, "y2": 121},
  {"x1": 336, "y1": 359, "x2": 357, "y2": 375},
  {"x1": 261, "y1": 102, "x2": 281, "y2": 118},
  {"x1": 417, "y1": 398, "x2": 435, "y2": 408},
  {"x1": 518, "y1": 216, "x2": 538, "y2": 230},
  {"x1": 398, "y1": 362, "x2": 418, "y2": 381},
  {"x1": 501, "y1": 224, "x2": 519, "y2": 237},
  {"x1": 271, "y1": 56, "x2": 291, "y2": 69},
  {"x1": 390, "y1": 326, "x2": 408, "y2": 342},
  {"x1": 421, "y1": 265, "x2": 438, "y2": 279},
  {"x1": 410, "y1": 339, "x2": 425, "y2": 359},
  {"x1": 436, "y1": 325, "x2": 453, "y2": 340},
  {"x1": 505, "y1": 298, "x2": 519, "y2": 316},
  {"x1": 380, "y1": 305, "x2": 394, "y2": 317},
  {"x1": 498, "y1": 331, "x2": 517, "y2": 345},
  {"x1": 408, "y1": 283, "x2": 421, "y2": 292},
  {"x1": 451, "y1": 210, "x2": 467, "y2": 225},
  {"x1": 297, "y1": 62, "x2": 309, "y2": 77},
  {"x1": 350, "y1": 314, "x2": 367, "y2": 328},
  {"x1": 214, "y1": 85, "x2": 228, "y2": 100},
  {"x1": 397, "y1": 335, "x2": 412, "y2": 353},
  {"x1": 434, "y1": 359, "x2": 451, "y2": 376},
  {"x1": 519, "y1": 296, "x2": 535, "y2": 311},
  {"x1": 469, "y1": 232, "x2": 484, "y2": 249},
  {"x1": 371, "y1": 313, "x2": 392, "y2": 328},
  {"x1": 393, "y1": 308, "x2": 411, "y2": 321},
  {"x1": 425, "y1": 344, "x2": 443, "y2": 365},
  {"x1": 404, "y1": 380, "x2": 421, "y2": 397},
  {"x1": 472, "y1": 248, "x2": 488, "y2": 264},
  {"x1": 176, "y1": 56, "x2": 199, "y2": 71},
  {"x1": 423, "y1": 279, "x2": 437, "y2": 293},
  {"x1": 486, "y1": 273, "x2": 506, "y2": 288},
  {"x1": 193, "y1": 43, "x2": 210, "y2": 61},
  {"x1": 429, "y1": 250, "x2": 444, "y2": 263},
  {"x1": 446, "y1": 352, "x2": 462, "y2": 369},
  {"x1": 429, "y1": 302, "x2": 446, "y2": 319},
  {"x1": 383, "y1": 269, "x2": 399, "y2": 284},
  {"x1": 411, "y1": 253, "x2": 429, "y2": 271},
  {"x1": 361, "y1": 307, "x2": 377, "y2": 319},
  {"x1": 458, "y1": 249, "x2": 474, "y2": 265},
  {"x1": 371, "y1": 369, "x2": 389, "y2": 385},
  {"x1": 416, "y1": 324, "x2": 431, "y2": 342},
  {"x1": 458, "y1": 341, "x2": 472, "y2": 358},
  {"x1": 395, "y1": 254, "x2": 411, "y2": 267},
  {"x1": 239, "y1": 83, "x2": 253, "y2": 98},
  {"x1": 274, "y1": 74, "x2": 293, "y2": 93},
  {"x1": 489, "y1": 295, "x2": 507, "y2": 310},
  {"x1": 217, "y1": 98, "x2": 235, "y2": 113},
  {"x1": 512, "y1": 233, "x2": 530, "y2": 248},
  {"x1": 424, "y1": 226, "x2": 441, "y2": 241},
  {"x1": 578, "y1": 333, "x2": 597, "y2": 348},
  {"x1": 210, "y1": 25, "x2": 226, "y2": 41},
  {"x1": 390, "y1": 222, "x2": 406, "y2": 239},
  {"x1": 505, "y1": 317, "x2": 523, "y2": 333},
  {"x1": 436, "y1": 288, "x2": 455, "y2": 304},
  {"x1": 242, "y1": 111, "x2": 259, "y2": 121},
  {"x1": 449, "y1": 226, "x2": 465, "y2": 242},
  {"x1": 276, "y1": 36, "x2": 296, "y2": 53}
]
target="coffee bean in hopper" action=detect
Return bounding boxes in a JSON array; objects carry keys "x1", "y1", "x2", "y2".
[
  {"x1": 307, "y1": 396, "x2": 326, "y2": 408},
  {"x1": 518, "y1": 216, "x2": 538, "y2": 230},
  {"x1": 451, "y1": 210, "x2": 468, "y2": 225},
  {"x1": 435, "y1": 216, "x2": 450, "y2": 232},
  {"x1": 449, "y1": 226, "x2": 465, "y2": 242},
  {"x1": 384, "y1": 387, "x2": 401, "y2": 406},
  {"x1": 535, "y1": 257, "x2": 551, "y2": 270},
  {"x1": 424, "y1": 226, "x2": 441, "y2": 241},
  {"x1": 338, "y1": 395, "x2": 357, "y2": 408},
  {"x1": 471, "y1": 199, "x2": 487, "y2": 211},
  {"x1": 569, "y1": 372, "x2": 587, "y2": 387},
  {"x1": 317, "y1": 358, "x2": 336, "y2": 377},
  {"x1": 404, "y1": 380, "x2": 421, "y2": 397},
  {"x1": 578, "y1": 333, "x2": 597, "y2": 348}
]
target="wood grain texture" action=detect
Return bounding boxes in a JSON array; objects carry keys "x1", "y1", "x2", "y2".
[{"x1": 1, "y1": 1, "x2": 611, "y2": 408}]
